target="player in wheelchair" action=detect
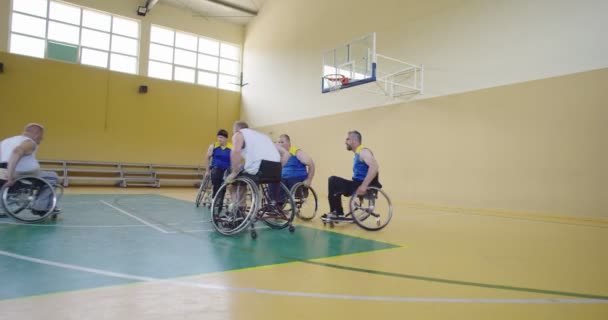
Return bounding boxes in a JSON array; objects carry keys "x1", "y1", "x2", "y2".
[
  {"x1": 321, "y1": 130, "x2": 393, "y2": 231},
  {"x1": 210, "y1": 121, "x2": 296, "y2": 238},
  {"x1": 195, "y1": 129, "x2": 231, "y2": 208},
  {"x1": 0, "y1": 123, "x2": 63, "y2": 223},
  {"x1": 273, "y1": 134, "x2": 318, "y2": 220}
]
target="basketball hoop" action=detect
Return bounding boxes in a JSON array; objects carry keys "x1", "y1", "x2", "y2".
[{"x1": 323, "y1": 74, "x2": 350, "y2": 91}]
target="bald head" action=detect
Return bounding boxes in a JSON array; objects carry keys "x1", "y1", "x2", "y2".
[
  {"x1": 23, "y1": 123, "x2": 44, "y2": 144},
  {"x1": 233, "y1": 121, "x2": 249, "y2": 133}
]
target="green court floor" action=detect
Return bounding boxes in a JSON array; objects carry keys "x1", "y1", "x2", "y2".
[{"x1": 0, "y1": 194, "x2": 397, "y2": 300}]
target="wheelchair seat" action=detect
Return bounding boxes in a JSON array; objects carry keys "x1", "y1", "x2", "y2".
[{"x1": 241, "y1": 160, "x2": 282, "y2": 184}]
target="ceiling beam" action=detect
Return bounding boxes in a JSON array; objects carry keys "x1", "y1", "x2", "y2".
[{"x1": 206, "y1": 0, "x2": 258, "y2": 16}]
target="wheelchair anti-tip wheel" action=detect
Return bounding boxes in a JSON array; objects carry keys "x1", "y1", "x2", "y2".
[
  {"x1": 290, "y1": 182, "x2": 318, "y2": 220},
  {"x1": 1, "y1": 176, "x2": 58, "y2": 223},
  {"x1": 349, "y1": 186, "x2": 393, "y2": 231},
  {"x1": 195, "y1": 174, "x2": 212, "y2": 208},
  {"x1": 210, "y1": 176, "x2": 258, "y2": 236}
]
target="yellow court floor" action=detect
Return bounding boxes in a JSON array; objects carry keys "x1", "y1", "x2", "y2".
[{"x1": 0, "y1": 187, "x2": 607, "y2": 320}]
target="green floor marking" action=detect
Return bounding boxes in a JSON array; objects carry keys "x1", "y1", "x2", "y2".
[{"x1": 0, "y1": 194, "x2": 397, "y2": 300}]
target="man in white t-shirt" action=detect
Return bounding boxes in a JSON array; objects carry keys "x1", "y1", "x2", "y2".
[
  {"x1": 0, "y1": 123, "x2": 60, "y2": 216},
  {"x1": 225, "y1": 121, "x2": 290, "y2": 183}
]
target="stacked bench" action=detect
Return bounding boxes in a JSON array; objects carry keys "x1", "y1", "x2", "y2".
[{"x1": 40, "y1": 160, "x2": 205, "y2": 188}]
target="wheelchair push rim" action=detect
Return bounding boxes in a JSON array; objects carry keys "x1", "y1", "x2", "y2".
[
  {"x1": 349, "y1": 186, "x2": 393, "y2": 231},
  {"x1": 259, "y1": 182, "x2": 296, "y2": 229},
  {"x1": 290, "y1": 182, "x2": 318, "y2": 220},
  {"x1": 1, "y1": 176, "x2": 58, "y2": 223},
  {"x1": 195, "y1": 174, "x2": 212, "y2": 208},
  {"x1": 210, "y1": 176, "x2": 258, "y2": 235}
]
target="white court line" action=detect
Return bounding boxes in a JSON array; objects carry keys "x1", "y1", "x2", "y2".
[
  {"x1": 1, "y1": 249, "x2": 606, "y2": 304},
  {"x1": 99, "y1": 200, "x2": 170, "y2": 234}
]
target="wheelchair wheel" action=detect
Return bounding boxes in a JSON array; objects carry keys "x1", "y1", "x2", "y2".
[
  {"x1": 195, "y1": 175, "x2": 212, "y2": 208},
  {"x1": 210, "y1": 176, "x2": 258, "y2": 235},
  {"x1": 1, "y1": 176, "x2": 57, "y2": 223},
  {"x1": 259, "y1": 182, "x2": 296, "y2": 229},
  {"x1": 290, "y1": 182, "x2": 318, "y2": 220},
  {"x1": 350, "y1": 186, "x2": 392, "y2": 231}
]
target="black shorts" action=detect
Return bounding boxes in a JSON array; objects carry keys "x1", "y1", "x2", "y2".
[{"x1": 240, "y1": 160, "x2": 282, "y2": 184}]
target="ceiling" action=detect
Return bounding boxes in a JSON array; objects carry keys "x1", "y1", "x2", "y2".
[{"x1": 159, "y1": 0, "x2": 266, "y2": 25}]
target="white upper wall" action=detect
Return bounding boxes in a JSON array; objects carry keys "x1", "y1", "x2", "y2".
[
  {"x1": 0, "y1": 0, "x2": 244, "y2": 73},
  {"x1": 242, "y1": 0, "x2": 608, "y2": 127}
]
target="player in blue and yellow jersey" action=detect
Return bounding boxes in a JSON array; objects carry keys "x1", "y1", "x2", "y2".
[
  {"x1": 322, "y1": 130, "x2": 381, "y2": 219},
  {"x1": 204, "y1": 129, "x2": 232, "y2": 201},
  {"x1": 276, "y1": 134, "x2": 315, "y2": 190}
]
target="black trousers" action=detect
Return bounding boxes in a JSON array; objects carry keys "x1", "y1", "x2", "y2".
[
  {"x1": 211, "y1": 167, "x2": 228, "y2": 204},
  {"x1": 327, "y1": 175, "x2": 381, "y2": 214}
]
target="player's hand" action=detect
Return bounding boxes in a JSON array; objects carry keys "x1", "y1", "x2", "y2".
[
  {"x1": 303, "y1": 179, "x2": 311, "y2": 187},
  {"x1": 225, "y1": 173, "x2": 237, "y2": 184},
  {"x1": 356, "y1": 185, "x2": 368, "y2": 196}
]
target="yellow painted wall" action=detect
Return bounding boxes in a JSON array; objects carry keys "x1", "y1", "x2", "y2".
[
  {"x1": 0, "y1": 51, "x2": 240, "y2": 165},
  {"x1": 257, "y1": 68, "x2": 608, "y2": 218},
  {"x1": 243, "y1": 0, "x2": 608, "y2": 127}
]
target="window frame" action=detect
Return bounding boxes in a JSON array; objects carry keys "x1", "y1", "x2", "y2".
[
  {"x1": 8, "y1": 0, "x2": 141, "y2": 74},
  {"x1": 148, "y1": 24, "x2": 242, "y2": 91}
]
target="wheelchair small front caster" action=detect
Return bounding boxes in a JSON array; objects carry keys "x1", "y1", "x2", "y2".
[
  {"x1": 251, "y1": 230, "x2": 257, "y2": 239},
  {"x1": 288, "y1": 225, "x2": 295, "y2": 233}
]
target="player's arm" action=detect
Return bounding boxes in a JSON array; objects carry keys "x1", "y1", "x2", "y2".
[
  {"x1": 296, "y1": 149, "x2": 315, "y2": 186},
  {"x1": 226, "y1": 132, "x2": 244, "y2": 181},
  {"x1": 6, "y1": 140, "x2": 35, "y2": 186},
  {"x1": 204, "y1": 144, "x2": 214, "y2": 176},
  {"x1": 356, "y1": 148, "x2": 379, "y2": 195}
]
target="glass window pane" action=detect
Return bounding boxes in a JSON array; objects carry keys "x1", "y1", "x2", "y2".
[
  {"x1": 197, "y1": 54, "x2": 218, "y2": 72},
  {"x1": 149, "y1": 43, "x2": 173, "y2": 63},
  {"x1": 10, "y1": 33, "x2": 46, "y2": 58},
  {"x1": 49, "y1": 1, "x2": 80, "y2": 25},
  {"x1": 113, "y1": 16, "x2": 139, "y2": 38},
  {"x1": 12, "y1": 0, "x2": 48, "y2": 18},
  {"x1": 220, "y1": 43, "x2": 239, "y2": 60},
  {"x1": 82, "y1": 9, "x2": 111, "y2": 32},
  {"x1": 11, "y1": 13, "x2": 46, "y2": 38},
  {"x1": 81, "y1": 28, "x2": 110, "y2": 50},
  {"x1": 47, "y1": 41, "x2": 78, "y2": 63},
  {"x1": 149, "y1": 60, "x2": 173, "y2": 80},
  {"x1": 110, "y1": 53, "x2": 137, "y2": 74},
  {"x1": 175, "y1": 32, "x2": 197, "y2": 51},
  {"x1": 174, "y1": 49, "x2": 196, "y2": 68},
  {"x1": 150, "y1": 25, "x2": 174, "y2": 46},
  {"x1": 219, "y1": 59, "x2": 239, "y2": 76},
  {"x1": 111, "y1": 35, "x2": 137, "y2": 56},
  {"x1": 48, "y1": 21, "x2": 80, "y2": 45},
  {"x1": 198, "y1": 37, "x2": 219, "y2": 55},
  {"x1": 174, "y1": 66, "x2": 195, "y2": 83},
  {"x1": 81, "y1": 48, "x2": 108, "y2": 68},
  {"x1": 197, "y1": 71, "x2": 217, "y2": 87},
  {"x1": 219, "y1": 74, "x2": 239, "y2": 91}
]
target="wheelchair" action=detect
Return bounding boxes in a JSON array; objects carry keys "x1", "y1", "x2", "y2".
[
  {"x1": 0, "y1": 171, "x2": 64, "y2": 223},
  {"x1": 210, "y1": 163, "x2": 296, "y2": 239},
  {"x1": 290, "y1": 182, "x2": 318, "y2": 220},
  {"x1": 321, "y1": 186, "x2": 393, "y2": 231},
  {"x1": 195, "y1": 174, "x2": 212, "y2": 208}
]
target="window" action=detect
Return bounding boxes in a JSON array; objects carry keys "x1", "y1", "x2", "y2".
[
  {"x1": 9, "y1": 0, "x2": 140, "y2": 74},
  {"x1": 148, "y1": 25, "x2": 241, "y2": 91}
]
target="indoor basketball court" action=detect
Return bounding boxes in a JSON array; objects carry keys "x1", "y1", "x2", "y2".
[{"x1": 0, "y1": 0, "x2": 606, "y2": 319}]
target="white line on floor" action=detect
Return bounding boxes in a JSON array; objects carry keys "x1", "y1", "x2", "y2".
[
  {"x1": 99, "y1": 200, "x2": 170, "y2": 234},
  {"x1": 1, "y1": 249, "x2": 606, "y2": 304}
]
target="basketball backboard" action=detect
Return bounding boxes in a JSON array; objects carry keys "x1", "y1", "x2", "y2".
[
  {"x1": 321, "y1": 32, "x2": 423, "y2": 97},
  {"x1": 322, "y1": 33, "x2": 377, "y2": 93}
]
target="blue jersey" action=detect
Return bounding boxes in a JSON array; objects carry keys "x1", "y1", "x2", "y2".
[
  {"x1": 352, "y1": 145, "x2": 369, "y2": 182},
  {"x1": 282, "y1": 146, "x2": 308, "y2": 179},
  {"x1": 211, "y1": 142, "x2": 232, "y2": 169}
]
